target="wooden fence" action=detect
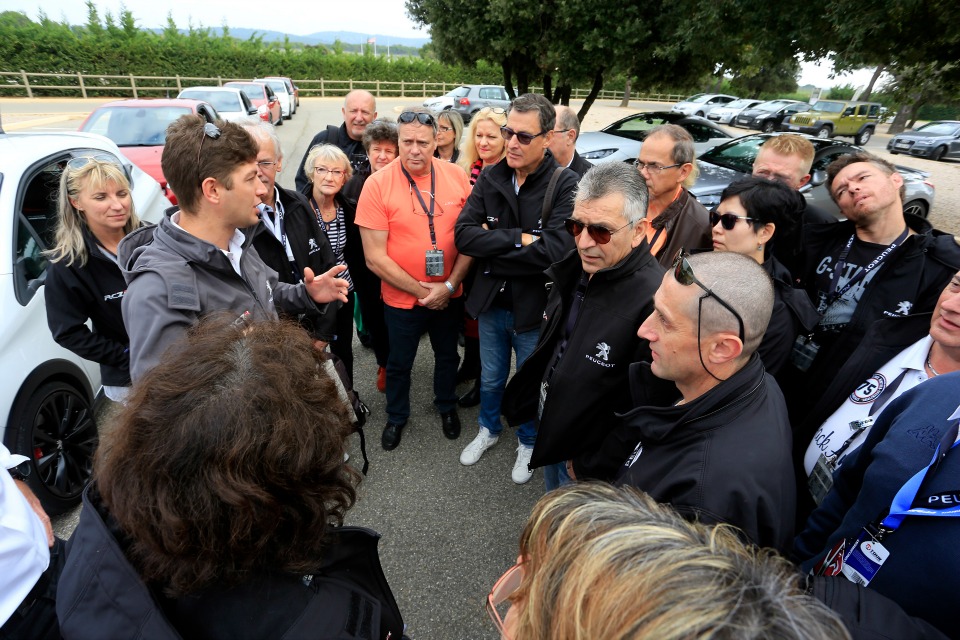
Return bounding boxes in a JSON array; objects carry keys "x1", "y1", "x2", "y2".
[{"x1": 0, "y1": 71, "x2": 685, "y2": 103}]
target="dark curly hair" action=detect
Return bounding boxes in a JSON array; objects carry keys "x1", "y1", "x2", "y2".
[{"x1": 95, "y1": 315, "x2": 360, "y2": 597}]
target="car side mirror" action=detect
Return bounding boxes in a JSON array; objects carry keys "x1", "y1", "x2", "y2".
[
  {"x1": 809, "y1": 170, "x2": 827, "y2": 187},
  {"x1": 248, "y1": 107, "x2": 258, "y2": 115}
]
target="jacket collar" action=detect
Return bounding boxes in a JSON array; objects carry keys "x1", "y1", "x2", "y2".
[
  {"x1": 546, "y1": 240, "x2": 658, "y2": 288},
  {"x1": 487, "y1": 149, "x2": 561, "y2": 185},
  {"x1": 648, "y1": 187, "x2": 692, "y2": 231}
]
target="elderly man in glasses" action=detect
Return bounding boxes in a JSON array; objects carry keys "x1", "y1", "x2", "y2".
[
  {"x1": 356, "y1": 107, "x2": 473, "y2": 451},
  {"x1": 500, "y1": 162, "x2": 664, "y2": 489},
  {"x1": 635, "y1": 124, "x2": 712, "y2": 268},
  {"x1": 608, "y1": 250, "x2": 796, "y2": 552},
  {"x1": 454, "y1": 93, "x2": 579, "y2": 484},
  {"x1": 119, "y1": 115, "x2": 349, "y2": 381}
]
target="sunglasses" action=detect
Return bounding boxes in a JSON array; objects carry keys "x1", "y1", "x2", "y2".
[
  {"x1": 501, "y1": 126, "x2": 546, "y2": 145},
  {"x1": 710, "y1": 210, "x2": 755, "y2": 230},
  {"x1": 564, "y1": 218, "x2": 632, "y2": 244},
  {"x1": 197, "y1": 122, "x2": 222, "y2": 185},
  {"x1": 672, "y1": 249, "x2": 745, "y2": 344},
  {"x1": 398, "y1": 111, "x2": 436, "y2": 126},
  {"x1": 66, "y1": 154, "x2": 122, "y2": 171},
  {"x1": 487, "y1": 563, "x2": 523, "y2": 637}
]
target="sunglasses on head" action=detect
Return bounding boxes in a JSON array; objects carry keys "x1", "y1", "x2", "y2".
[
  {"x1": 500, "y1": 126, "x2": 546, "y2": 146},
  {"x1": 564, "y1": 218, "x2": 632, "y2": 245},
  {"x1": 398, "y1": 111, "x2": 436, "y2": 126},
  {"x1": 197, "y1": 122, "x2": 222, "y2": 185},
  {"x1": 66, "y1": 154, "x2": 122, "y2": 171},
  {"x1": 672, "y1": 249, "x2": 745, "y2": 344},
  {"x1": 710, "y1": 210, "x2": 756, "y2": 230}
]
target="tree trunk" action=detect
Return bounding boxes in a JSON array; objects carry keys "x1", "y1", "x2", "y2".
[
  {"x1": 560, "y1": 85, "x2": 572, "y2": 106},
  {"x1": 501, "y1": 59, "x2": 516, "y2": 100},
  {"x1": 887, "y1": 104, "x2": 911, "y2": 134},
  {"x1": 861, "y1": 64, "x2": 885, "y2": 102},
  {"x1": 577, "y1": 69, "x2": 605, "y2": 122},
  {"x1": 619, "y1": 77, "x2": 632, "y2": 108},
  {"x1": 516, "y1": 57, "x2": 529, "y2": 95},
  {"x1": 907, "y1": 99, "x2": 926, "y2": 129},
  {"x1": 543, "y1": 73, "x2": 553, "y2": 102}
]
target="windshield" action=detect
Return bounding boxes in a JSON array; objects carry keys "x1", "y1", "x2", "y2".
[
  {"x1": 916, "y1": 122, "x2": 960, "y2": 136},
  {"x1": 228, "y1": 84, "x2": 263, "y2": 102},
  {"x1": 753, "y1": 101, "x2": 790, "y2": 113},
  {"x1": 699, "y1": 136, "x2": 767, "y2": 173},
  {"x1": 724, "y1": 99, "x2": 755, "y2": 110},
  {"x1": 81, "y1": 106, "x2": 193, "y2": 145},
  {"x1": 687, "y1": 94, "x2": 711, "y2": 104},
  {"x1": 810, "y1": 101, "x2": 844, "y2": 113},
  {"x1": 181, "y1": 91, "x2": 242, "y2": 113},
  {"x1": 447, "y1": 87, "x2": 470, "y2": 98}
]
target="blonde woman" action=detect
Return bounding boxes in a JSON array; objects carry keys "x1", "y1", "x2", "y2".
[
  {"x1": 434, "y1": 110, "x2": 464, "y2": 163},
  {"x1": 459, "y1": 106, "x2": 508, "y2": 185},
  {"x1": 45, "y1": 156, "x2": 141, "y2": 400}
]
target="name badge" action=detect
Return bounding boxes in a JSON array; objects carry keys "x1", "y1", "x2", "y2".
[
  {"x1": 808, "y1": 454, "x2": 836, "y2": 505},
  {"x1": 791, "y1": 334, "x2": 820, "y2": 372},
  {"x1": 840, "y1": 529, "x2": 890, "y2": 587}
]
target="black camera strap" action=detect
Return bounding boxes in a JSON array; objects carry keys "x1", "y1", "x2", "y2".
[{"x1": 401, "y1": 163, "x2": 438, "y2": 250}]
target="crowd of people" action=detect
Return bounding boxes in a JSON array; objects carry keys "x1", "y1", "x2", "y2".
[{"x1": 2, "y1": 89, "x2": 959, "y2": 639}]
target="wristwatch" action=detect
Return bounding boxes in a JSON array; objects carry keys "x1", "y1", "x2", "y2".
[{"x1": 8, "y1": 459, "x2": 31, "y2": 482}]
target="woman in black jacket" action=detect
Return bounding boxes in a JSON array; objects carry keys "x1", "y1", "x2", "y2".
[
  {"x1": 44, "y1": 155, "x2": 141, "y2": 401},
  {"x1": 709, "y1": 176, "x2": 820, "y2": 375}
]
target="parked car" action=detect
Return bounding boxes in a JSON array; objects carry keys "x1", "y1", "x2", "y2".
[
  {"x1": 689, "y1": 133, "x2": 934, "y2": 219},
  {"x1": 265, "y1": 76, "x2": 299, "y2": 108},
  {"x1": 77, "y1": 98, "x2": 219, "y2": 204},
  {"x1": 253, "y1": 78, "x2": 295, "y2": 119},
  {"x1": 440, "y1": 85, "x2": 511, "y2": 122},
  {"x1": 734, "y1": 100, "x2": 808, "y2": 132},
  {"x1": 422, "y1": 88, "x2": 462, "y2": 112},
  {"x1": 707, "y1": 98, "x2": 763, "y2": 124},
  {"x1": 0, "y1": 130, "x2": 168, "y2": 514},
  {"x1": 576, "y1": 111, "x2": 733, "y2": 164},
  {"x1": 224, "y1": 81, "x2": 283, "y2": 126},
  {"x1": 782, "y1": 100, "x2": 882, "y2": 145},
  {"x1": 177, "y1": 87, "x2": 257, "y2": 122},
  {"x1": 887, "y1": 120, "x2": 960, "y2": 161},
  {"x1": 670, "y1": 93, "x2": 739, "y2": 118}
]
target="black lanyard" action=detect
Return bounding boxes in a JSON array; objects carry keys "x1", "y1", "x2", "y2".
[
  {"x1": 827, "y1": 228, "x2": 909, "y2": 304},
  {"x1": 401, "y1": 163, "x2": 438, "y2": 250}
]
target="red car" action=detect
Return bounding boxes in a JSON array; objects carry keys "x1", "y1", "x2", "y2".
[
  {"x1": 224, "y1": 81, "x2": 283, "y2": 126},
  {"x1": 78, "y1": 98, "x2": 219, "y2": 204}
]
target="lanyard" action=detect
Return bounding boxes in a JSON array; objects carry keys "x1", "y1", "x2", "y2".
[
  {"x1": 401, "y1": 164, "x2": 438, "y2": 250},
  {"x1": 827, "y1": 228, "x2": 909, "y2": 303},
  {"x1": 876, "y1": 421, "x2": 960, "y2": 535}
]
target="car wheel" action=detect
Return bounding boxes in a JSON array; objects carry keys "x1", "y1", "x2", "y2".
[
  {"x1": 762, "y1": 121, "x2": 775, "y2": 133},
  {"x1": 855, "y1": 129, "x2": 873, "y2": 145},
  {"x1": 816, "y1": 126, "x2": 832, "y2": 139},
  {"x1": 932, "y1": 146, "x2": 947, "y2": 161},
  {"x1": 696, "y1": 111, "x2": 705, "y2": 117},
  {"x1": 9, "y1": 381, "x2": 98, "y2": 515},
  {"x1": 902, "y1": 199, "x2": 929, "y2": 219},
  {"x1": 276, "y1": 113, "x2": 284, "y2": 126}
]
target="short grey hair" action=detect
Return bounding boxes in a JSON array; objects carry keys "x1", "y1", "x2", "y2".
[
  {"x1": 399, "y1": 106, "x2": 438, "y2": 137},
  {"x1": 574, "y1": 162, "x2": 649, "y2": 225},
  {"x1": 646, "y1": 124, "x2": 698, "y2": 186},
  {"x1": 683, "y1": 252, "x2": 773, "y2": 358},
  {"x1": 509, "y1": 93, "x2": 556, "y2": 133},
  {"x1": 556, "y1": 105, "x2": 581, "y2": 137},
  {"x1": 362, "y1": 118, "x2": 399, "y2": 153},
  {"x1": 239, "y1": 117, "x2": 283, "y2": 159}
]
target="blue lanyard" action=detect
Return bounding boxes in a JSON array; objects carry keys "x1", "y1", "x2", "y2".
[{"x1": 879, "y1": 421, "x2": 960, "y2": 533}]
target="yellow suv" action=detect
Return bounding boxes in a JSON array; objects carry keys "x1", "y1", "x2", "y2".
[{"x1": 782, "y1": 100, "x2": 881, "y2": 145}]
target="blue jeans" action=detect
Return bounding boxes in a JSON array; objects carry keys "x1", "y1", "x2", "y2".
[
  {"x1": 478, "y1": 307, "x2": 538, "y2": 447},
  {"x1": 543, "y1": 462, "x2": 572, "y2": 492},
  {"x1": 383, "y1": 302, "x2": 461, "y2": 425}
]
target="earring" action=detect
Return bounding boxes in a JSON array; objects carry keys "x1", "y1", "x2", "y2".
[{"x1": 757, "y1": 243, "x2": 763, "y2": 252}]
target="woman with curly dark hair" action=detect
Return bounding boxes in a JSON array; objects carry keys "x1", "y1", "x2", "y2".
[{"x1": 56, "y1": 316, "x2": 405, "y2": 640}]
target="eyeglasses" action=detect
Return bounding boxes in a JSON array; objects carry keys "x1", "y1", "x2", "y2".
[
  {"x1": 314, "y1": 167, "x2": 346, "y2": 179},
  {"x1": 553, "y1": 128, "x2": 571, "y2": 135},
  {"x1": 564, "y1": 218, "x2": 633, "y2": 244},
  {"x1": 487, "y1": 563, "x2": 523, "y2": 637},
  {"x1": 501, "y1": 126, "x2": 546, "y2": 146},
  {"x1": 409, "y1": 188, "x2": 445, "y2": 216},
  {"x1": 197, "y1": 122, "x2": 222, "y2": 185},
  {"x1": 398, "y1": 111, "x2": 436, "y2": 126},
  {"x1": 66, "y1": 154, "x2": 121, "y2": 171},
  {"x1": 710, "y1": 210, "x2": 755, "y2": 230},
  {"x1": 482, "y1": 107, "x2": 507, "y2": 115},
  {"x1": 633, "y1": 160, "x2": 683, "y2": 174},
  {"x1": 672, "y1": 249, "x2": 745, "y2": 343},
  {"x1": 438, "y1": 125, "x2": 454, "y2": 133},
  {"x1": 256, "y1": 160, "x2": 279, "y2": 171}
]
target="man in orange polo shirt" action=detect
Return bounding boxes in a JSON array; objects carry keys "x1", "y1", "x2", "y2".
[{"x1": 356, "y1": 108, "x2": 473, "y2": 450}]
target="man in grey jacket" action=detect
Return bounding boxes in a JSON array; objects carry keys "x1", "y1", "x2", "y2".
[{"x1": 119, "y1": 115, "x2": 348, "y2": 381}]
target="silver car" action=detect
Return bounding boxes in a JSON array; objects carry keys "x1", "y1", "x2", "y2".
[
  {"x1": 671, "y1": 93, "x2": 740, "y2": 118},
  {"x1": 423, "y1": 85, "x2": 511, "y2": 122},
  {"x1": 689, "y1": 133, "x2": 935, "y2": 219},
  {"x1": 707, "y1": 99, "x2": 762, "y2": 124},
  {"x1": 576, "y1": 111, "x2": 733, "y2": 164}
]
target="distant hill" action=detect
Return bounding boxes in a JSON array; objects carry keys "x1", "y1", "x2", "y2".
[{"x1": 147, "y1": 27, "x2": 430, "y2": 48}]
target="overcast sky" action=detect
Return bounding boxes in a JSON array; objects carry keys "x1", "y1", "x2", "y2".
[{"x1": 6, "y1": 0, "x2": 880, "y2": 89}]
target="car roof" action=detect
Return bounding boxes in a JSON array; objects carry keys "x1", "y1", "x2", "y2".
[
  {"x1": 180, "y1": 86, "x2": 242, "y2": 94},
  {"x1": 90, "y1": 98, "x2": 209, "y2": 109},
  {"x1": 0, "y1": 130, "x2": 127, "y2": 157}
]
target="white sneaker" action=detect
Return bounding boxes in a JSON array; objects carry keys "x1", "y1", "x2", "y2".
[
  {"x1": 460, "y1": 427, "x2": 499, "y2": 465},
  {"x1": 512, "y1": 444, "x2": 535, "y2": 484}
]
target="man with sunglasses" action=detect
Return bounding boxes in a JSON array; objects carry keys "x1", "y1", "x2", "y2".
[
  {"x1": 454, "y1": 93, "x2": 579, "y2": 484},
  {"x1": 119, "y1": 116, "x2": 349, "y2": 381},
  {"x1": 356, "y1": 107, "x2": 472, "y2": 451},
  {"x1": 500, "y1": 162, "x2": 663, "y2": 488},
  {"x1": 608, "y1": 251, "x2": 796, "y2": 552}
]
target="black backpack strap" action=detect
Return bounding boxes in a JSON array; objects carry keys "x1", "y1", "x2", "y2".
[
  {"x1": 540, "y1": 166, "x2": 567, "y2": 228},
  {"x1": 327, "y1": 124, "x2": 342, "y2": 146}
]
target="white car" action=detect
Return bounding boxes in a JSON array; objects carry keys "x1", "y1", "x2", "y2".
[
  {"x1": 0, "y1": 130, "x2": 167, "y2": 513},
  {"x1": 706, "y1": 98, "x2": 762, "y2": 124},
  {"x1": 178, "y1": 86, "x2": 259, "y2": 122},
  {"x1": 254, "y1": 78, "x2": 295, "y2": 119},
  {"x1": 670, "y1": 93, "x2": 740, "y2": 118}
]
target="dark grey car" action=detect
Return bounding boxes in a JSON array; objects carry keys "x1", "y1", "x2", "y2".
[
  {"x1": 690, "y1": 133, "x2": 935, "y2": 219},
  {"x1": 425, "y1": 85, "x2": 511, "y2": 122},
  {"x1": 735, "y1": 100, "x2": 808, "y2": 132},
  {"x1": 887, "y1": 121, "x2": 960, "y2": 161}
]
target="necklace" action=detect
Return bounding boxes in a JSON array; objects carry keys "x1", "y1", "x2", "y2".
[{"x1": 927, "y1": 352, "x2": 940, "y2": 377}]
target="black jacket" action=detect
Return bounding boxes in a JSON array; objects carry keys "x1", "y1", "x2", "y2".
[
  {"x1": 758, "y1": 256, "x2": 820, "y2": 376},
  {"x1": 650, "y1": 187, "x2": 713, "y2": 269},
  {"x1": 454, "y1": 151, "x2": 578, "y2": 332},
  {"x1": 614, "y1": 355, "x2": 796, "y2": 552},
  {"x1": 783, "y1": 214, "x2": 960, "y2": 424},
  {"x1": 502, "y1": 244, "x2": 664, "y2": 479},
  {"x1": 294, "y1": 123, "x2": 368, "y2": 203},
  {"x1": 568, "y1": 150, "x2": 593, "y2": 178},
  {"x1": 44, "y1": 228, "x2": 132, "y2": 386},
  {"x1": 250, "y1": 185, "x2": 339, "y2": 341}
]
